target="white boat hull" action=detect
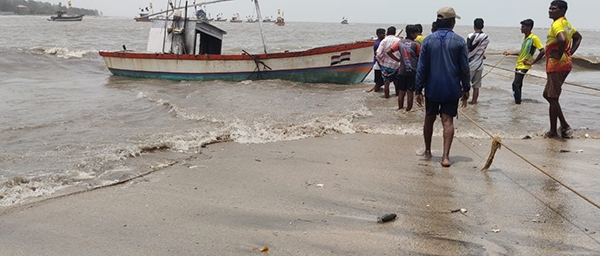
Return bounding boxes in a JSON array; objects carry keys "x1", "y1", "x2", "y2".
[{"x1": 100, "y1": 41, "x2": 374, "y2": 84}]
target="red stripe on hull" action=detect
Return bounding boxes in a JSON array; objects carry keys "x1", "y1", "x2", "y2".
[{"x1": 99, "y1": 40, "x2": 374, "y2": 61}]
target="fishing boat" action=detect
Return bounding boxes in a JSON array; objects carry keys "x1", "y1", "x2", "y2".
[
  {"x1": 99, "y1": 0, "x2": 374, "y2": 84},
  {"x1": 341, "y1": 17, "x2": 348, "y2": 24},
  {"x1": 274, "y1": 16, "x2": 284, "y2": 26},
  {"x1": 230, "y1": 13, "x2": 242, "y2": 23},
  {"x1": 134, "y1": 13, "x2": 152, "y2": 22},
  {"x1": 274, "y1": 9, "x2": 284, "y2": 26},
  {"x1": 214, "y1": 13, "x2": 226, "y2": 21},
  {"x1": 246, "y1": 15, "x2": 258, "y2": 23},
  {"x1": 262, "y1": 15, "x2": 274, "y2": 23},
  {"x1": 48, "y1": 10, "x2": 84, "y2": 21}
]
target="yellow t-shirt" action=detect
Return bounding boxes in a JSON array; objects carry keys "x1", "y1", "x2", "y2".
[
  {"x1": 516, "y1": 34, "x2": 544, "y2": 70},
  {"x1": 545, "y1": 17, "x2": 577, "y2": 72},
  {"x1": 415, "y1": 34, "x2": 425, "y2": 44}
]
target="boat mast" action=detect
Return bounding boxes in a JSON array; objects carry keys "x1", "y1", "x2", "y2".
[{"x1": 252, "y1": 0, "x2": 268, "y2": 54}]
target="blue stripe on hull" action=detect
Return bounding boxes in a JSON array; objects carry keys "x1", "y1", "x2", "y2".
[{"x1": 108, "y1": 62, "x2": 373, "y2": 84}]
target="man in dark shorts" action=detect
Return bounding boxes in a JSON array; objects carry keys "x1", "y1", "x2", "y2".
[
  {"x1": 530, "y1": 0, "x2": 582, "y2": 138},
  {"x1": 367, "y1": 28, "x2": 386, "y2": 93},
  {"x1": 375, "y1": 26, "x2": 401, "y2": 98},
  {"x1": 415, "y1": 7, "x2": 470, "y2": 167},
  {"x1": 503, "y1": 19, "x2": 545, "y2": 104},
  {"x1": 386, "y1": 24, "x2": 420, "y2": 111}
]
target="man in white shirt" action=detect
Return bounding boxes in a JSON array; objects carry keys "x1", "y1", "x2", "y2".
[
  {"x1": 466, "y1": 18, "x2": 489, "y2": 105},
  {"x1": 375, "y1": 26, "x2": 401, "y2": 98}
]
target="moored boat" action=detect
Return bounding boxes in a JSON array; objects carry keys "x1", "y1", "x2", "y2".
[
  {"x1": 99, "y1": 0, "x2": 373, "y2": 84},
  {"x1": 341, "y1": 17, "x2": 348, "y2": 24},
  {"x1": 262, "y1": 15, "x2": 274, "y2": 22},
  {"x1": 230, "y1": 13, "x2": 242, "y2": 23},
  {"x1": 134, "y1": 13, "x2": 152, "y2": 22},
  {"x1": 274, "y1": 9, "x2": 284, "y2": 26},
  {"x1": 274, "y1": 16, "x2": 284, "y2": 26},
  {"x1": 48, "y1": 11, "x2": 83, "y2": 21}
]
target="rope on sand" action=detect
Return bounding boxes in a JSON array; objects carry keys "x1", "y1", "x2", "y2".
[
  {"x1": 472, "y1": 55, "x2": 506, "y2": 86},
  {"x1": 458, "y1": 57, "x2": 600, "y2": 210},
  {"x1": 460, "y1": 107, "x2": 600, "y2": 210}
]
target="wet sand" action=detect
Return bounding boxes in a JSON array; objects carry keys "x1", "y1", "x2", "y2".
[{"x1": 1, "y1": 134, "x2": 599, "y2": 255}]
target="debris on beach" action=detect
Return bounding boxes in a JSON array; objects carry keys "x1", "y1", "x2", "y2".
[
  {"x1": 492, "y1": 227, "x2": 501, "y2": 233},
  {"x1": 316, "y1": 184, "x2": 324, "y2": 188},
  {"x1": 252, "y1": 246, "x2": 269, "y2": 252},
  {"x1": 377, "y1": 213, "x2": 397, "y2": 223},
  {"x1": 559, "y1": 149, "x2": 571, "y2": 153},
  {"x1": 450, "y1": 208, "x2": 468, "y2": 214},
  {"x1": 522, "y1": 135, "x2": 532, "y2": 139}
]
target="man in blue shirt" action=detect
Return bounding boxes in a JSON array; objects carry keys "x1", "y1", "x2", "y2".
[
  {"x1": 367, "y1": 28, "x2": 386, "y2": 92},
  {"x1": 415, "y1": 7, "x2": 470, "y2": 167}
]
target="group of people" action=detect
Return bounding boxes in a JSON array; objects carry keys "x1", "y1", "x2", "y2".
[
  {"x1": 369, "y1": 0, "x2": 582, "y2": 167},
  {"x1": 370, "y1": 25, "x2": 423, "y2": 111}
]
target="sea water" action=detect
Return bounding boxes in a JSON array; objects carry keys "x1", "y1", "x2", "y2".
[{"x1": 1, "y1": 16, "x2": 599, "y2": 206}]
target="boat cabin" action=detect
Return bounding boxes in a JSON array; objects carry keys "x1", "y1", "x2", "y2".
[{"x1": 147, "y1": 20, "x2": 227, "y2": 55}]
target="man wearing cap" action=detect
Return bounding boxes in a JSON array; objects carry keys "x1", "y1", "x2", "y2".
[
  {"x1": 503, "y1": 19, "x2": 545, "y2": 105},
  {"x1": 530, "y1": 0, "x2": 582, "y2": 138},
  {"x1": 415, "y1": 7, "x2": 470, "y2": 167}
]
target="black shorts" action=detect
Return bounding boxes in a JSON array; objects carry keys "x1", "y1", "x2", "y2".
[
  {"x1": 374, "y1": 70, "x2": 384, "y2": 86},
  {"x1": 396, "y1": 75, "x2": 415, "y2": 91},
  {"x1": 425, "y1": 98, "x2": 459, "y2": 117}
]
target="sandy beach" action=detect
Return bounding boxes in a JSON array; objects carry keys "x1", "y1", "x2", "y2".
[{"x1": 1, "y1": 134, "x2": 599, "y2": 255}]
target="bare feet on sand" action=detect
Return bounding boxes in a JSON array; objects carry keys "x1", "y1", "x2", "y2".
[
  {"x1": 441, "y1": 158, "x2": 451, "y2": 167},
  {"x1": 544, "y1": 131, "x2": 559, "y2": 139},
  {"x1": 417, "y1": 150, "x2": 432, "y2": 159},
  {"x1": 559, "y1": 126, "x2": 572, "y2": 138}
]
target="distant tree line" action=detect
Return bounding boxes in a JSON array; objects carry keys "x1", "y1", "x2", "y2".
[{"x1": 0, "y1": 0, "x2": 100, "y2": 15}]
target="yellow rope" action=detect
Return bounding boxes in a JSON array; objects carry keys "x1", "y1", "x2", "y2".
[
  {"x1": 481, "y1": 136, "x2": 502, "y2": 172},
  {"x1": 459, "y1": 108, "x2": 600, "y2": 210},
  {"x1": 472, "y1": 55, "x2": 506, "y2": 85}
]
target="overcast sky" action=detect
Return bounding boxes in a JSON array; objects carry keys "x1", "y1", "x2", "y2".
[{"x1": 57, "y1": 0, "x2": 596, "y2": 29}]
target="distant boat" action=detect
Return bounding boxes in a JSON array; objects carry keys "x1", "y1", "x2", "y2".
[
  {"x1": 275, "y1": 16, "x2": 284, "y2": 26},
  {"x1": 262, "y1": 15, "x2": 274, "y2": 23},
  {"x1": 246, "y1": 16, "x2": 258, "y2": 23},
  {"x1": 230, "y1": 13, "x2": 242, "y2": 23},
  {"x1": 134, "y1": 13, "x2": 151, "y2": 22},
  {"x1": 274, "y1": 9, "x2": 284, "y2": 26},
  {"x1": 341, "y1": 17, "x2": 348, "y2": 24},
  {"x1": 48, "y1": 11, "x2": 84, "y2": 21}
]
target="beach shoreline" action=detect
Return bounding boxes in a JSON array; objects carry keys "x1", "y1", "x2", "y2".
[{"x1": 2, "y1": 134, "x2": 599, "y2": 255}]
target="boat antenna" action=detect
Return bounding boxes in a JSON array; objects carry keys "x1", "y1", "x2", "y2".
[{"x1": 252, "y1": 0, "x2": 268, "y2": 54}]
